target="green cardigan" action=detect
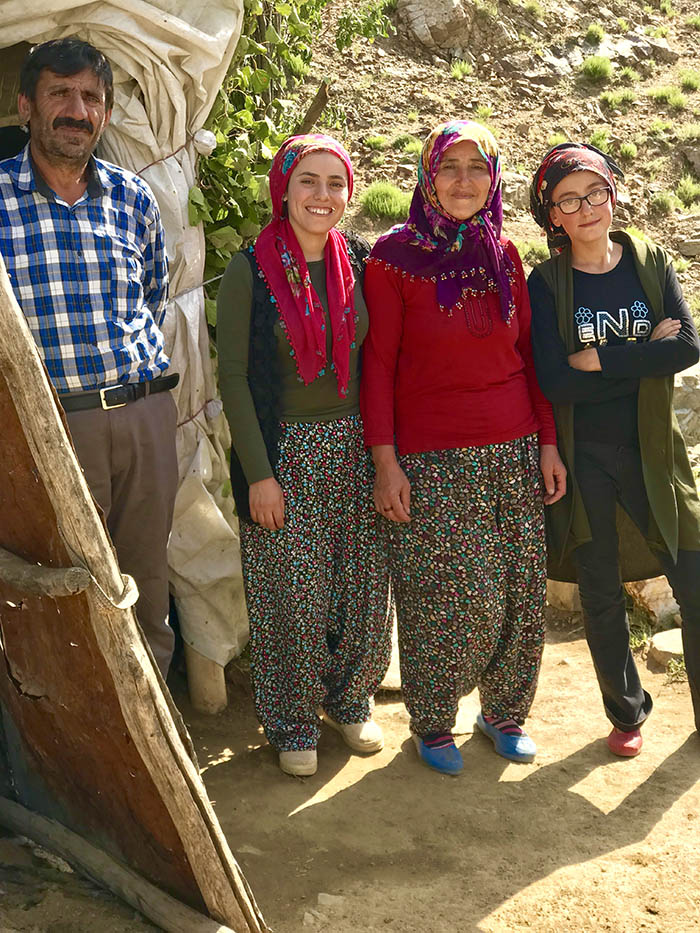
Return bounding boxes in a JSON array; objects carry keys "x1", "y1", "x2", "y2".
[{"x1": 535, "y1": 230, "x2": 700, "y2": 583}]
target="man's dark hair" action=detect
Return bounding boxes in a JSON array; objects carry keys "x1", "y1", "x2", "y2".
[{"x1": 20, "y1": 38, "x2": 113, "y2": 111}]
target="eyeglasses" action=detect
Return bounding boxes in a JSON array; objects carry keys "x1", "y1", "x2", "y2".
[{"x1": 552, "y1": 186, "x2": 611, "y2": 215}]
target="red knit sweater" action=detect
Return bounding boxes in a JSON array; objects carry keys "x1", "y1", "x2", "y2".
[{"x1": 360, "y1": 239, "x2": 557, "y2": 454}]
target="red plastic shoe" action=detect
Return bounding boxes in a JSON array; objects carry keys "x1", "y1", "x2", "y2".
[{"x1": 607, "y1": 727, "x2": 643, "y2": 757}]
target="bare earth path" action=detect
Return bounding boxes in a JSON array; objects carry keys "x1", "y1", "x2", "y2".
[
  {"x1": 1, "y1": 612, "x2": 698, "y2": 932},
  {"x1": 187, "y1": 611, "x2": 700, "y2": 933}
]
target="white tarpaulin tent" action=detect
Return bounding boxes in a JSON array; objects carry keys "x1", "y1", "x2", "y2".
[{"x1": 0, "y1": 1, "x2": 249, "y2": 669}]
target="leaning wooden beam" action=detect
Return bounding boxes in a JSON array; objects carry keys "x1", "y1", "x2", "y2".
[
  {"x1": 0, "y1": 796, "x2": 236, "y2": 933},
  {"x1": 0, "y1": 254, "x2": 268, "y2": 933},
  {"x1": 0, "y1": 546, "x2": 91, "y2": 598}
]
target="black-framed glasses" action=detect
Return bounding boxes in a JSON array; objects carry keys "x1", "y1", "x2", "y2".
[{"x1": 552, "y1": 186, "x2": 611, "y2": 215}]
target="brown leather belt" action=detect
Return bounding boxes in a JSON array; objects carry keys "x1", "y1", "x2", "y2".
[{"x1": 58, "y1": 373, "x2": 179, "y2": 412}]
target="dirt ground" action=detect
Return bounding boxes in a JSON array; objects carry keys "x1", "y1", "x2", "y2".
[{"x1": 4, "y1": 610, "x2": 697, "y2": 933}]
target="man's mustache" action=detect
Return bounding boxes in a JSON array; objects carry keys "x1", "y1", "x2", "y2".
[{"x1": 52, "y1": 117, "x2": 94, "y2": 133}]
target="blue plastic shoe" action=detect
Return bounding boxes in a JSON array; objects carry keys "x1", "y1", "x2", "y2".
[
  {"x1": 412, "y1": 733, "x2": 463, "y2": 775},
  {"x1": 476, "y1": 712, "x2": 536, "y2": 763}
]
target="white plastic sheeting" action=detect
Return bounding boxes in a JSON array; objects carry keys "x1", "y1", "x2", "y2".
[{"x1": 1, "y1": 1, "x2": 249, "y2": 666}]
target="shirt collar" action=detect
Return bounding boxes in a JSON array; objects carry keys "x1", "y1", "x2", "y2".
[{"x1": 19, "y1": 143, "x2": 107, "y2": 200}]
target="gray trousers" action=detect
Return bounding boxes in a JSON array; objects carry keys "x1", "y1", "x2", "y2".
[{"x1": 66, "y1": 392, "x2": 178, "y2": 676}]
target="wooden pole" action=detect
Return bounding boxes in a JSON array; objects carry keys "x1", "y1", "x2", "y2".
[
  {"x1": 0, "y1": 546, "x2": 91, "y2": 598},
  {"x1": 185, "y1": 645, "x2": 228, "y2": 714},
  {"x1": 293, "y1": 80, "x2": 331, "y2": 135},
  {"x1": 0, "y1": 796, "x2": 238, "y2": 933}
]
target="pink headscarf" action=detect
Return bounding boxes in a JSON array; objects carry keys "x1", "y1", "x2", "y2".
[{"x1": 254, "y1": 134, "x2": 356, "y2": 397}]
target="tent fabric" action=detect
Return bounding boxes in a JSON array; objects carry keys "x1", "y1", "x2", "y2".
[{"x1": 0, "y1": 1, "x2": 249, "y2": 666}]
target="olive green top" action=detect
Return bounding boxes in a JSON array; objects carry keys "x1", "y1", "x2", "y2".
[{"x1": 217, "y1": 251, "x2": 368, "y2": 484}]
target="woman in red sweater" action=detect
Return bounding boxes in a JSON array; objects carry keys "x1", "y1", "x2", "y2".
[{"x1": 361, "y1": 120, "x2": 566, "y2": 773}]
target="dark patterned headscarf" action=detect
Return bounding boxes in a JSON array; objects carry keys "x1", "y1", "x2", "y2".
[
  {"x1": 530, "y1": 143, "x2": 624, "y2": 249},
  {"x1": 371, "y1": 120, "x2": 516, "y2": 322}
]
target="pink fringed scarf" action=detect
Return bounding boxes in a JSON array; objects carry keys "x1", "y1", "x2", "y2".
[{"x1": 254, "y1": 134, "x2": 356, "y2": 398}]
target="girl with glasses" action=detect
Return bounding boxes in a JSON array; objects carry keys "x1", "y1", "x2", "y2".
[{"x1": 528, "y1": 142, "x2": 700, "y2": 756}]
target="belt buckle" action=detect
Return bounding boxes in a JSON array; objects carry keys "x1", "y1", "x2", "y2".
[{"x1": 99, "y1": 387, "x2": 127, "y2": 410}]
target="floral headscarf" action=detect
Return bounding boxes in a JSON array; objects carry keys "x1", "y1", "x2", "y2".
[
  {"x1": 530, "y1": 142, "x2": 624, "y2": 249},
  {"x1": 370, "y1": 120, "x2": 515, "y2": 322},
  {"x1": 254, "y1": 134, "x2": 357, "y2": 396}
]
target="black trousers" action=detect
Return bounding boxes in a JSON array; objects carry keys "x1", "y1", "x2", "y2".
[{"x1": 573, "y1": 441, "x2": 700, "y2": 733}]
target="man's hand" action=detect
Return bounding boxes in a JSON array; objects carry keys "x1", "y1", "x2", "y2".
[
  {"x1": 372, "y1": 445, "x2": 411, "y2": 523},
  {"x1": 568, "y1": 348, "x2": 601, "y2": 371},
  {"x1": 249, "y1": 477, "x2": 285, "y2": 530},
  {"x1": 540, "y1": 444, "x2": 567, "y2": 506}
]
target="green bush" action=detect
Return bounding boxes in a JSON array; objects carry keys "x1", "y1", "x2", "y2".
[
  {"x1": 648, "y1": 86, "x2": 688, "y2": 111},
  {"x1": 360, "y1": 182, "x2": 412, "y2": 220},
  {"x1": 451, "y1": 59, "x2": 473, "y2": 79},
  {"x1": 402, "y1": 139, "x2": 423, "y2": 155},
  {"x1": 523, "y1": 0, "x2": 543, "y2": 18},
  {"x1": 476, "y1": 104, "x2": 494, "y2": 121},
  {"x1": 648, "y1": 117, "x2": 672, "y2": 136},
  {"x1": 580, "y1": 55, "x2": 613, "y2": 84},
  {"x1": 600, "y1": 88, "x2": 636, "y2": 111},
  {"x1": 407, "y1": 109, "x2": 419, "y2": 122},
  {"x1": 686, "y1": 15, "x2": 700, "y2": 29},
  {"x1": 680, "y1": 70, "x2": 700, "y2": 92},
  {"x1": 617, "y1": 17, "x2": 630, "y2": 32},
  {"x1": 547, "y1": 132, "x2": 568, "y2": 147},
  {"x1": 365, "y1": 134, "x2": 389, "y2": 150},
  {"x1": 676, "y1": 173, "x2": 700, "y2": 207},
  {"x1": 589, "y1": 127, "x2": 611, "y2": 153},
  {"x1": 619, "y1": 141, "x2": 638, "y2": 161},
  {"x1": 585, "y1": 23, "x2": 605, "y2": 43},
  {"x1": 659, "y1": 0, "x2": 673, "y2": 15}
]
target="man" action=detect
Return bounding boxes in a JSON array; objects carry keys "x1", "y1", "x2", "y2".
[{"x1": 0, "y1": 37, "x2": 178, "y2": 676}]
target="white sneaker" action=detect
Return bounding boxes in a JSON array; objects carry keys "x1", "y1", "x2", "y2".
[
  {"x1": 279, "y1": 749, "x2": 317, "y2": 776},
  {"x1": 319, "y1": 710, "x2": 384, "y2": 753}
]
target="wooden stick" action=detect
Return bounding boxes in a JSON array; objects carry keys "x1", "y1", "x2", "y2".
[
  {"x1": 293, "y1": 80, "x2": 331, "y2": 135},
  {"x1": 0, "y1": 796, "x2": 238, "y2": 933},
  {"x1": 0, "y1": 546, "x2": 90, "y2": 598}
]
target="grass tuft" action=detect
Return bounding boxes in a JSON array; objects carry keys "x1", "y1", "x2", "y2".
[
  {"x1": 648, "y1": 117, "x2": 672, "y2": 137},
  {"x1": 677, "y1": 122, "x2": 700, "y2": 141},
  {"x1": 589, "y1": 127, "x2": 611, "y2": 153},
  {"x1": 619, "y1": 66, "x2": 641, "y2": 84},
  {"x1": 365, "y1": 134, "x2": 389, "y2": 151},
  {"x1": 580, "y1": 55, "x2": 612, "y2": 84},
  {"x1": 680, "y1": 69, "x2": 700, "y2": 92},
  {"x1": 547, "y1": 132, "x2": 568, "y2": 147},
  {"x1": 451, "y1": 59, "x2": 473, "y2": 80},
  {"x1": 686, "y1": 15, "x2": 700, "y2": 30},
  {"x1": 619, "y1": 141, "x2": 638, "y2": 161},
  {"x1": 617, "y1": 17, "x2": 630, "y2": 32},
  {"x1": 648, "y1": 86, "x2": 688, "y2": 111},
  {"x1": 523, "y1": 0, "x2": 543, "y2": 18},
  {"x1": 676, "y1": 173, "x2": 700, "y2": 208},
  {"x1": 585, "y1": 23, "x2": 605, "y2": 43},
  {"x1": 600, "y1": 88, "x2": 636, "y2": 111},
  {"x1": 360, "y1": 182, "x2": 412, "y2": 221},
  {"x1": 514, "y1": 239, "x2": 550, "y2": 265},
  {"x1": 650, "y1": 190, "x2": 676, "y2": 214}
]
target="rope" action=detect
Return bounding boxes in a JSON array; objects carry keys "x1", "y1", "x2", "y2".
[
  {"x1": 177, "y1": 400, "x2": 213, "y2": 429},
  {"x1": 136, "y1": 140, "x2": 190, "y2": 177}
]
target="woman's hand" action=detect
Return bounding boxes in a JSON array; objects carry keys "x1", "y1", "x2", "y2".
[
  {"x1": 650, "y1": 317, "x2": 682, "y2": 341},
  {"x1": 567, "y1": 347, "x2": 601, "y2": 371},
  {"x1": 249, "y1": 477, "x2": 285, "y2": 530},
  {"x1": 372, "y1": 445, "x2": 411, "y2": 523},
  {"x1": 539, "y1": 444, "x2": 567, "y2": 506}
]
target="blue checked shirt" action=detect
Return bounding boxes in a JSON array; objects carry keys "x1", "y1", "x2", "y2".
[{"x1": 0, "y1": 145, "x2": 169, "y2": 392}]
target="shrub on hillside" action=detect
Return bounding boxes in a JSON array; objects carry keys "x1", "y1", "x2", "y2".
[
  {"x1": 580, "y1": 56, "x2": 612, "y2": 84},
  {"x1": 361, "y1": 182, "x2": 411, "y2": 221}
]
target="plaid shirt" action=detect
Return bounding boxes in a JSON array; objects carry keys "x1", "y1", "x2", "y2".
[{"x1": 0, "y1": 145, "x2": 169, "y2": 392}]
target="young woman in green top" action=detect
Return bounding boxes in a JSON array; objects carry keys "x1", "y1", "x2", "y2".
[
  {"x1": 528, "y1": 143, "x2": 700, "y2": 756},
  {"x1": 216, "y1": 135, "x2": 392, "y2": 777}
]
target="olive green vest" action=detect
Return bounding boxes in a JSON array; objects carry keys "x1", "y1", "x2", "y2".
[{"x1": 536, "y1": 231, "x2": 700, "y2": 583}]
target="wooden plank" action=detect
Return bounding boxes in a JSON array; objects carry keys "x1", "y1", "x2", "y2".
[{"x1": 0, "y1": 255, "x2": 268, "y2": 932}]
